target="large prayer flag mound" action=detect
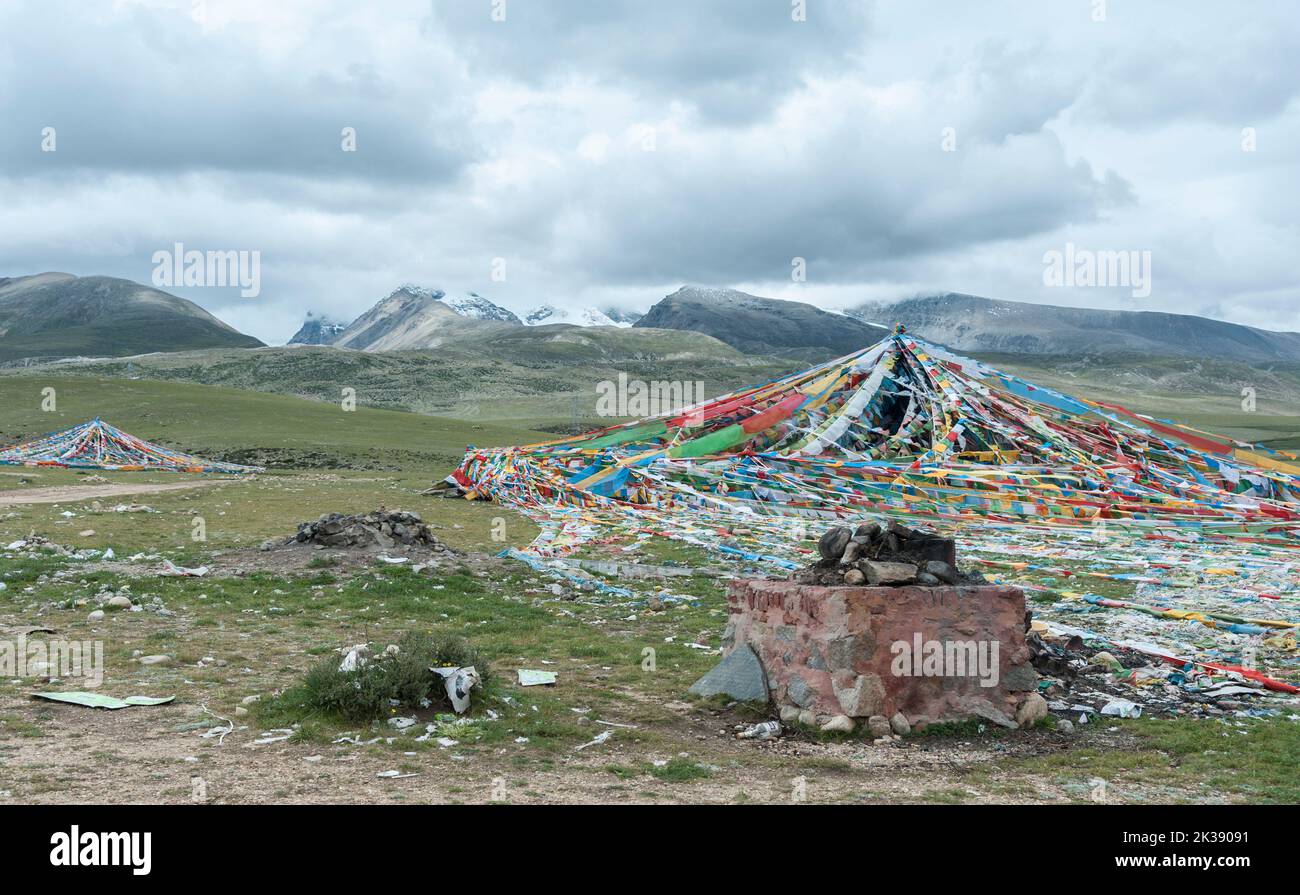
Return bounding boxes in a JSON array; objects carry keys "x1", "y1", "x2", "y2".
[
  {"x1": 452, "y1": 330, "x2": 1300, "y2": 538},
  {"x1": 450, "y1": 330, "x2": 1300, "y2": 691}
]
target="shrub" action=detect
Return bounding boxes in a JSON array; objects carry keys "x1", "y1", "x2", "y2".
[{"x1": 276, "y1": 630, "x2": 492, "y2": 724}]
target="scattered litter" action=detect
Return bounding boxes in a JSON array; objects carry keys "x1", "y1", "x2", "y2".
[
  {"x1": 159, "y1": 559, "x2": 210, "y2": 577},
  {"x1": 432, "y1": 665, "x2": 481, "y2": 713},
  {"x1": 251, "y1": 729, "x2": 293, "y2": 745},
  {"x1": 31, "y1": 692, "x2": 174, "y2": 710},
  {"x1": 574, "y1": 729, "x2": 613, "y2": 752},
  {"x1": 338, "y1": 643, "x2": 370, "y2": 672},
  {"x1": 377, "y1": 770, "x2": 419, "y2": 779},
  {"x1": 517, "y1": 669, "x2": 557, "y2": 687},
  {"x1": 736, "y1": 720, "x2": 782, "y2": 740},
  {"x1": 334, "y1": 735, "x2": 383, "y2": 746},
  {"x1": 1100, "y1": 699, "x2": 1143, "y2": 719},
  {"x1": 199, "y1": 704, "x2": 234, "y2": 745}
]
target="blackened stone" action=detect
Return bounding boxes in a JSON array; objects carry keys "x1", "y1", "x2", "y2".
[
  {"x1": 923, "y1": 560, "x2": 958, "y2": 584},
  {"x1": 852, "y1": 522, "x2": 881, "y2": 545},
  {"x1": 818, "y1": 526, "x2": 851, "y2": 562}
]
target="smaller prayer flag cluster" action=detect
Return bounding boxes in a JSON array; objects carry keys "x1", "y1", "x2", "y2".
[{"x1": 0, "y1": 418, "x2": 262, "y2": 474}]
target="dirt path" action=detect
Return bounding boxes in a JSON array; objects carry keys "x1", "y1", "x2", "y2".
[{"x1": 0, "y1": 479, "x2": 228, "y2": 507}]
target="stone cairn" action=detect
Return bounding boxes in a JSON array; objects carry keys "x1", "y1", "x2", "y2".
[
  {"x1": 794, "y1": 520, "x2": 986, "y2": 587},
  {"x1": 292, "y1": 510, "x2": 451, "y2": 551}
]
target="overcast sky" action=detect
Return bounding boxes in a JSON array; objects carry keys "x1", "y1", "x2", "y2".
[{"x1": 1, "y1": 0, "x2": 1297, "y2": 343}]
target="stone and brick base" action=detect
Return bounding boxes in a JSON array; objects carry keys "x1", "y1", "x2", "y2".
[{"x1": 722, "y1": 578, "x2": 1039, "y2": 730}]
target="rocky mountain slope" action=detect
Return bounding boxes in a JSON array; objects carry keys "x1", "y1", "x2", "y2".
[
  {"x1": 329, "y1": 285, "x2": 518, "y2": 351},
  {"x1": 287, "y1": 313, "x2": 347, "y2": 346},
  {"x1": 442, "y1": 292, "x2": 523, "y2": 324},
  {"x1": 845, "y1": 293, "x2": 1300, "y2": 362},
  {"x1": 635, "y1": 286, "x2": 889, "y2": 361}
]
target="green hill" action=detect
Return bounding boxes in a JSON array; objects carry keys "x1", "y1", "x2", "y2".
[
  {"x1": 16, "y1": 327, "x2": 793, "y2": 430},
  {"x1": 0, "y1": 273, "x2": 263, "y2": 362},
  {"x1": 0, "y1": 376, "x2": 545, "y2": 472}
]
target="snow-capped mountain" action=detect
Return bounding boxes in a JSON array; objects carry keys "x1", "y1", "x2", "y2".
[
  {"x1": 295, "y1": 286, "x2": 649, "y2": 351},
  {"x1": 600, "y1": 306, "x2": 644, "y2": 326},
  {"x1": 523, "y1": 304, "x2": 632, "y2": 327},
  {"x1": 287, "y1": 312, "x2": 347, "y2": 346},
  {"x1": 441, "y1": 292, "x2": 523, "y2": 325},
  {"x1": 330, "y1": 285, "x2": 519, "y2": 351}
]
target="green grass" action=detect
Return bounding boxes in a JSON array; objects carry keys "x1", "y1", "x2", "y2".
[
  {"x1": 0, "y1": 467, "x2": 540, "y2": 554},
  {"x1": 648, "y1": 758, "x2": 714, "y2": 783},
  {"x1": 0, "y1": 375, "x2": 547, "y2": 472},
  {"x1": 0, "y1": 714, "x2": 46, "y2": 737},
  {"x1": 995, "y1": 717, "x2": 1300, "y2": 804},
  {"x1": 8, "y1": 333, "x2": 792, "y2": 427},
  {"x1": 262, "y1": 630, "x2": 494, "y2": 724},
  {"x1": 602, "y1": 758, "x2": 714, "y2": 783}
]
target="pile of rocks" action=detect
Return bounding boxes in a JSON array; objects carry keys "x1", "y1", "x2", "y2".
[
  {"x1": 292, "y1": 510, "x2": 451, "y2": 552},
  {"x1": 794, "y1": 520, "x2": 986, "y2": 587}
]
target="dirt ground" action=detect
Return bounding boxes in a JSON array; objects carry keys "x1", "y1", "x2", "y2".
[
  {"x1": 0, "y1": 685, "x2": 1143, "y2": 805},
  {"x1": 0, "y1": 479, "x2": 224, "y2": 507},
  {"x1": 0, "y1": 471, "x2": 1289, "y2": 805}
]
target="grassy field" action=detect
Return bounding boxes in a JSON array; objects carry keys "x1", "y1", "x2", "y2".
[
  {"x1": 12, "y1": 339, "x2": 1299, "y2": 448},
  {"x1": 0, "y1": 375, "x2": 546, "y2": 472},
  {"x1": 0, "y1": 375, "x2": 1295, "y2": 804},
  {"x1": 8, "y1": 332, "x2": 793, "y2": 429}
]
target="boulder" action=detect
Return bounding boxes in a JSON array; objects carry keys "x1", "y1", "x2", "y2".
[
  {"x1": 820, "y1": 714, "x2": 855, "y2": 734},
  {"x1": 1015, "y1": 693, "x2": 1048, "y2": 728},
  {"x1": 687, "y1": 645, "x2": 769, "y2": 703},
  {"x1": 818, "y1": 526, "x2": 851, "y2": 562},
  {"x1": 862, "y1": 560, "x2": 918, "y2": 586}
]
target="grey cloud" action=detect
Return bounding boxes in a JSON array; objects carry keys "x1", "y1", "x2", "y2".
[
  {"x1": 1076, "y1": 22, "x2": 1300, "y2": 128},
  {"x1": 1, "y1": 0, "x2": 1297, "y2": 339},
  {"x1": 523, "y1": 90, "x2": 1129, "y2": 286},
  {"x1": 426, "y1": 0, "x2": 872, "y2": 122},
  {"x1": 0, "y1": 5, "x2": 474, "y2": 183}
]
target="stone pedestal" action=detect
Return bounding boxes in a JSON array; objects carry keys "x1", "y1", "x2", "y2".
[{"x1": 723, "y1": 579, "x2": 1037, "y2": 729}]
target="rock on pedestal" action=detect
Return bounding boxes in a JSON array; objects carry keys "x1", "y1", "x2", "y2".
[{"x1": 718, "y1": 579, "x2": 1036, "y2": 729}]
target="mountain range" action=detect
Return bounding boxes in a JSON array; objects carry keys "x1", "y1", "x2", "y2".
[
  {"x1": 843, "y1": 293, "x2": 1300, "y2": 363},
  {"x1": 5, "y1": 272, "x2": 1299, "y2": 372}
]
